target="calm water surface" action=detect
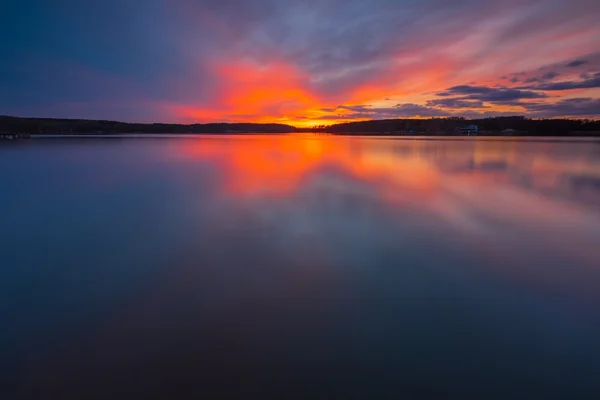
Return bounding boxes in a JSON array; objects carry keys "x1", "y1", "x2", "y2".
[{"x1": 2, "y1": 135, "x2": 600, "y2": 398}]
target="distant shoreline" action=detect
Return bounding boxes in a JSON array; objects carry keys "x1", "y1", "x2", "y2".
[
  {"x1": 4, "y1": 133, "x2": 600, "y2": 142},
  {"x1": 28, "y1": 130, "x2": 600, "y2": 137},
  {"x1": 21, "y1": 133, "x2": 600, "y2": 142},
  {"x1": 2, "y1": 115, "x2": 600, "y2": 137}
]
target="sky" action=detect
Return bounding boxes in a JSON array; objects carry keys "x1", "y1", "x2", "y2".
[{"x1": 1, "y1": 0, "x2": 600, "y2": 126}]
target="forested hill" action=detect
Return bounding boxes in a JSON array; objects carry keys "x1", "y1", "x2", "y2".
[
  {"x1": 2, "y1": 115, "x2": 600, "y2": 136},
  {"x1": 319, "y1": 117, "x2": 600, "y2": 136},
  {"x1": 0, "y1": 116, "x2": 296, "y2": 134}
]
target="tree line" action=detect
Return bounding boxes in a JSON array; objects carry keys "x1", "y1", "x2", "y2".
[
  {"x1": 311, "y1": 116, "x2": 600, "y2": 136},
  {"x1": 0, "y1": 116, "x2": 296, "y2": 134},
  {"x1": 2, "y1": 115, "x2": 599, "y2": 136}
]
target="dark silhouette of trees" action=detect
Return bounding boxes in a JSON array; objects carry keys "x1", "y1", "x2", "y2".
[
  {"x1": 2, "y1": 115, "x2": 599, "y2": 136},
  {"x1": 0, "y1": 116, "x2": 296, "y2": 135},
  {"x1": 315, "y1": 116, "x2": 600, "y2": 136}
]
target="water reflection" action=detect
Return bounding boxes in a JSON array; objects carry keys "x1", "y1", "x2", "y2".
[
  {"x1": 171, "y1": 135, "x2": 600, "y2": 205},
  {"x1": 2, "y1": 135, "x2": 600, "y2": 398},
  {"x1": 164, "y1": 135, "x2": 600, "y2": 296}
]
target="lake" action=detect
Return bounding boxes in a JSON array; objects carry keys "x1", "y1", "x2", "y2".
[{"x1": 1, "y1": 135, "x2": 600, "y2": 398}]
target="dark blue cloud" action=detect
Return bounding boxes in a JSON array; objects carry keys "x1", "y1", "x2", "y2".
[
  {"x1": 437, "y1": 85, "x2": 547, "y2": 102},
  {"x1": 542, "y1": 72, "x2": 560, "y2": 80},
  {"x1": 526, "y1": 98, "x2": 600, "y2": 117},
  {"x1": 523, "y1": 72, "x2": 558, "y2": 84},
  {"x1": 519, "y1": 76, "x2": 600, "y2": 91},
  {"x1": 566, "y1": 60, "x2": 589, "y2": 68},
  {"x1": 426, "y1": 99, "x2": 487, "y2": 109},
  {"x1": 321, "y1": 104, "x2": 450, "y2": 120}
]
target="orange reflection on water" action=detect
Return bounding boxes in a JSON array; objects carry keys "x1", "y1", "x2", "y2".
[
  {"x1": 175, "y1": 135, "x2": 442, "y2": 198},
  {"x1": 168, "y1": 135, "x2": 600, "y2": 276},
  {"x1": 134, "y1": 135, "x2": 600, "y2": 303},
  {"x1": 173, "y1": 136, "x2": 600, "y2": 207}
]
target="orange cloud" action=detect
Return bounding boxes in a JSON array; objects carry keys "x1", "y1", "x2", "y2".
[
  {"x1": 173, "y1": 60, "x2": 322, "y2": 125},
  {"x1": 170, "y1": 49, "x2": 474, "y2": 127},
  {"x1": 169, "y1": 36, "x2": 599, "y2": 127}
]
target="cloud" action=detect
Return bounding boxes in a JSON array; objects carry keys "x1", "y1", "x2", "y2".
[
  {"x1": 320, "y1": 103, "x2": 450, "y2": 120},
  {"x1": 437, "y1": 85, "x2": 547, "y2": 103},
  {"x1": 566, "y1": 60, "x2": 589, "y2": 68},
  {"x1": 337, "y1": 105, "x2": 373, "y2": 113},
  {"x1": 542, "y1": 72, "x2": 560, "y2": 80},
  {"x1": 519, "y1": 75, "x2": 600, "y2": 91},
  {"x1": 392, "y1": 103, "x2": 451, "y2": 117},
  {"x1": 525, "y1": 98, "x2": 600, "y2": 117},
  {"x1": 426, "y1": 98, "x2": 487, "y2": 109},
  {"x1": 523, "y1": 72, "x2": 558, "y2": 84},
  {"x1": 1, "y1": 0, "x2": 600, "y2": 123}
]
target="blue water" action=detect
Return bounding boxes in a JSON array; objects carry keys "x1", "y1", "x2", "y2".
[{"x1": 1, "y1": 135, "x2": 600, "y2": 398}]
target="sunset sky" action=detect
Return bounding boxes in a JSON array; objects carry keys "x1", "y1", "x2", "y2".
[{"x1": 2, "y1": 0, "x2": 600, "y2": 126}]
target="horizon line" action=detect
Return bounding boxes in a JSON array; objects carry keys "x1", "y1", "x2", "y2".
[{"x1": 3, "y1": 114, "x2": 600, "y2": 129}]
